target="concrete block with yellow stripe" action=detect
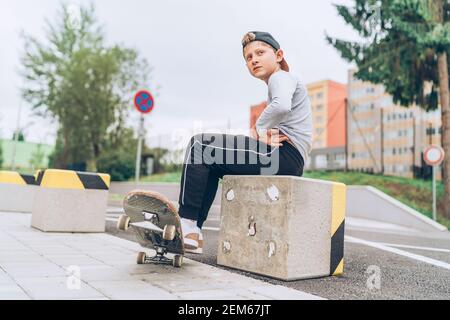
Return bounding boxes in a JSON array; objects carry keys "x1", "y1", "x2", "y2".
[
  {"x1": 217, "y1": 175, "x2": 346, "y2": 281},
  {"x1": 0, "y1": 171, "x2": 38, "y2": 212},
  {"x1": 31, "y1": 169, "x2": 110, "y2": 232}
]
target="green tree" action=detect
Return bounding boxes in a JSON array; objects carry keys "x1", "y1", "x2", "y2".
[
  {"x1": 0, "y1": 140, "x2": 3, "y2": 169},
  {"x1": 327, "y1": 0, "x2": 450, "y2": 217},
  {"x1": 12, "y1": 130, "x2": 25, "y2": 142},
  {"x1": 21, "y1": 3, "x2": 151, "y2": 171},
  {"x1": 97, "y1": 127, "x2": 137, "y2": 181},
  {"x1": 29, "y1": 144, "x2": 45, "y2": 170}
]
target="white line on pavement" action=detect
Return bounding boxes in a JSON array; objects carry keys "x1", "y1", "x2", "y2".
[
  {"x1": 372, "y1": 242, "x2": 450, "y2": 253},
  {"x1": 202, "y1": 226, "x2": 220, "y2": 231},
  {"x1": 345, "y1": 236, "x2": 450, "y2": 271}
]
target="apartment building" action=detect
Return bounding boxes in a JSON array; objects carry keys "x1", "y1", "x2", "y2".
[
  {"x1": 347, "y1": 70, "x2": 442, "y2": 179},
  {"x1": 307, "y1": 80, "x2": 347, "y2": 170}
]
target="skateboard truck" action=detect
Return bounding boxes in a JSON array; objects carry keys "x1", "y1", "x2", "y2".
[
  {"x1": 145, "y1": 246, "x2": 172, "y2": 264},
  {"x1": 137, "y1": 246, "x2": 183, "y2": 267}
]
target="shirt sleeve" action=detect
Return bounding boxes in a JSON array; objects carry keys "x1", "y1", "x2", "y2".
[{"x1": 255, "y1": 72, "x2": 297, "y2": 133}]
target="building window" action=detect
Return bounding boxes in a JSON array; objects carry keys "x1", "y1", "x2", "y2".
[{"x1": 316, "y1": 92, "x2": 323, "y2": 99}]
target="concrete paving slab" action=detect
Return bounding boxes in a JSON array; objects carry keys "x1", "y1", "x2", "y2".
[
  {"x1": 0, "y1": 270, "x2": 14, "y2": 285},
  {"x1": 1, "y1": 262, "x2": 67, "y2": 279},
  {"x1": 0, "y1": 284, "x2": 30, "y2": 300},
  {"x1": 89, "y1": 280, "x2": 179, "y2": 300},
  {"x1": 0, "y1": 211, "x2": 323, "y2": 300},
  {"x1": 14, "y1": 277, "x2": 105, "y2": 300},
  {"x1": 245, "y1": 285, "x2": 326, "y2": 300},
  {"x1": 175, "y1": 289, "x2": 251, "y2": 300}
]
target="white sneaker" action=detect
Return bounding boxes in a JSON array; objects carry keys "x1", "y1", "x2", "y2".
[
  {"x1": 187, "y1": 231, "x2": 203, "y2": 254},
  {"x1": 180, "y1": 218, "x2": 200, "y2": 250}
]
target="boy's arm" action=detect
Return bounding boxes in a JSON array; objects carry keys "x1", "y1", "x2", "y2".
[{"x1": 255, "y1": 73, "x2": 296, "y2": 136}]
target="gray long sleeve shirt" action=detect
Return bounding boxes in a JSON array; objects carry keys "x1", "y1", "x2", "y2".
[{"x1": 255, "y1": 70, "x2": 312, "y2": 163}]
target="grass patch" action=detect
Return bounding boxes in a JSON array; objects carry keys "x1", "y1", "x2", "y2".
[
  {"x1": 303, "y1": 171, "x2": 447, "y2": 229},
  {"x1": 139, "y1": 172, "x2": 182, "y2": 183}
]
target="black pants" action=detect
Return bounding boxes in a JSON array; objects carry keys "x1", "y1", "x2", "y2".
[{"x1": 178, "y1": 133, "x2": 304, "y2": 229}]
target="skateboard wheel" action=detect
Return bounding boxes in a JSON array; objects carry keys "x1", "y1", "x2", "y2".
[
  {"x1": 173, "y1": 255, "x2": 183, "y2": 267},
  {"x1": 137, "y1": 252, "x2": 146, "y2": 264},
  {"x1": 117, "y1": 214, "x2": 131, "y2": 231},
  {"x1": 163, "y1": 224, "x2": 176, "y2": 241}
]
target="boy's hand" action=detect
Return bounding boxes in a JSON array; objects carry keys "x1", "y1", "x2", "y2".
[
  {"x1": 251, "y1": 128, "x2": 289, "y2": 147},
  {"x1": 250, "y1": 125, "x2": 259, "y2": 140}
]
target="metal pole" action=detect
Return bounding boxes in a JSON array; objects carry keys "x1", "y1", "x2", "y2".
[
  {"x1": 135, "y1": 114, "x2": 144, "y2": 186},
  {"x1": 380, "y1": 108, "x2": 384, "y2": 174},
  {"x1": 11, "y1": 100, "x2": 23, "y2": 170},
  {"x1": 345, "y1": 98, "x2": 348, "y2": 172},
  {"x1": 432, "y1": 165, "x2": 437, "y2": 221}
]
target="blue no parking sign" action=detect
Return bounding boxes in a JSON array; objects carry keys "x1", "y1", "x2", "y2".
[{"x1": 134, "y1": 90, "x2": 155, "y2": 114}]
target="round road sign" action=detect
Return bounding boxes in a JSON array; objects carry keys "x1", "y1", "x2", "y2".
[
  {"x1": 134, "y1": 90, "x2": 154, "y2": 114},
  {"x1": 424, "y1": 145, "x2": 445, "y2": 166}
]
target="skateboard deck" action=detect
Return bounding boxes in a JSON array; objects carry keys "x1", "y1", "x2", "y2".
[{"x1": 117, "y1": 190, "x2": 185, "y2": 267}]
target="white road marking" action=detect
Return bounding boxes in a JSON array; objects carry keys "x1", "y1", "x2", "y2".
[
  {"x1": 202, "y1": 226, "x2": 220, "y2": 231},
  {"x1": 345, "y1": 236, "x2": 450, "y2": 271},
  {"x1": 373, "y1": 242, "x2": 450, "y2": 253}
]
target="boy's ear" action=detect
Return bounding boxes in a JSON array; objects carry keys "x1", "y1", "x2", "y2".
[{"x1": 276, "y1": 49, "x2": 284, "y2": 63}]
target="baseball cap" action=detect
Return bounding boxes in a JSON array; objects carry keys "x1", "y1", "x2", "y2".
[{"x1": 241, "y1": 31, "x2": 289, "y2": 72}]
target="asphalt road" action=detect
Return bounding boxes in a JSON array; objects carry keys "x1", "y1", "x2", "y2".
[{"x1": 106, "y1": 182, "x2": 450, "y2": 300}]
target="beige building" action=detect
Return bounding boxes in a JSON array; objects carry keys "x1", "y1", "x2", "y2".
[{"x1": 347, "y1": 70, "x2": 442, "y2": 179}]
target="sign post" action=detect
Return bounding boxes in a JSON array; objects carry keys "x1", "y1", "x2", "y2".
[
  {"x1": 133, "y1": 90, "x2": 155, "y2": 186},
  {"x1": 423, "y1": 145, "x2": 445, "y2": 221}
]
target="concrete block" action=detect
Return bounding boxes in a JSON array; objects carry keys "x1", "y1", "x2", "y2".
[
  {"x1": 217, "y1": 175, "x2": 346, "y2": 281},
  {"x1": 0, "y1": 171, "x2": 37, "y2": 212},
  {"x1": 31, "y1": 169, "x2": 110, "y2": 233}
]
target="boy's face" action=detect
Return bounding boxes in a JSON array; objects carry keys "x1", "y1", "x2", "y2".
[{"x1": 243, "y1": 41, "x2": 283, "y2": 82}]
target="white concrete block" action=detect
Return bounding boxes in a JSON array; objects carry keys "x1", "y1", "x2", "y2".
[
  {"x1": 0, "y1": 184, "x2": 37, "y2": 212},
  {"x1": 31, "y1": 169, "x2": 110, "y2": 233},
  {"x1": 217, "y1": 175, "x2": 346, "y2": 281}
]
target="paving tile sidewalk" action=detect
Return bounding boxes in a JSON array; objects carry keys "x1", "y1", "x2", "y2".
[{"x1": 0, "y1": 211, "x2": 323, "y2": 300}]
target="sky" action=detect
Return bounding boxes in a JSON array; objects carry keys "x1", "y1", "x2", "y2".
[{"x1": 0, "y1": 0, "x2": 359, "y2": 149}]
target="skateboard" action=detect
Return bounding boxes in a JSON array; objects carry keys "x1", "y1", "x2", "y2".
[{"x1": 117, "y1": 190, "x2": 185, "y2": 267}]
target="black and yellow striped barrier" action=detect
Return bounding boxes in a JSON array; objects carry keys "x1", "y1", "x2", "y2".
[
  {"x1": 330, "y1": 183, "x2": 346, "y2": 276},
  {"x1": 36, "y1": 169, "x2": 110, "y2": 190},
  {"x1": 0, "y1": 171, "x2": 37, "y2": 186}
]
